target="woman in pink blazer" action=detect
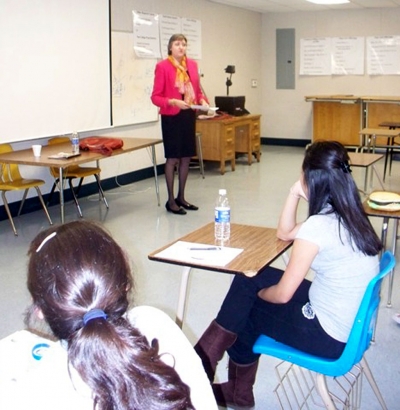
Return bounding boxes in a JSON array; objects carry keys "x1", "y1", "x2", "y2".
[{"x1": 151, "y1": 34, "x2": 208, "y2": 215}]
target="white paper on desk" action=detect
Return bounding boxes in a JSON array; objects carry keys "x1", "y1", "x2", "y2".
[
  {"x1": 190, "y1": 105, "x2": 218, "y2": 111},
  {"x1": 154, "y1": 241, "x2": 243, "y2": 267}
]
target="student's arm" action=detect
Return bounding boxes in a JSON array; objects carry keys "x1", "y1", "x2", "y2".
[
  {"x1": 258, "y1": 238, "x2": 318, "y2": 304},
  {"x1": 277, "y1": 180, "x2": 307, "y2": 241}
]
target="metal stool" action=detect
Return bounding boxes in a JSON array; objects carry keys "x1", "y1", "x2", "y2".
[{"x1": 189, "y1": 132, "x2": 205, "y2": 178}]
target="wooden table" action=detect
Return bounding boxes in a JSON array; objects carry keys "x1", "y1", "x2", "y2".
[
  {"x1": 305, "y1": 95, "x2": 363, "y2": 147},
  {"x1": 148, "y1": 222, "x2": 292, "y2": 328},
  {"x1": 0, "y1": 137, "x2": 162, "y2": 223},
  {"x1": 348, "y1": 152, "x2": 384, "y2": 194},
  {"x1": 363, "y1": 200, "x2": 399, "y2": 307}
]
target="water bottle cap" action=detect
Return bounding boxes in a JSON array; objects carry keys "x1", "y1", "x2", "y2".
[{"x1": 219, "y1": 189, "x2": 226, "y2": 195}]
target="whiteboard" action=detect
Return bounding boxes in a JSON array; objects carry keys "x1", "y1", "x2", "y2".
[{"x1": 111, "y1": 31, "x2": 159, "y2": 125}]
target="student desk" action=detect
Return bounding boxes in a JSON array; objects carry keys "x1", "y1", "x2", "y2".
[
  {"x1": 363, "y1": 200, "x2": 399, "y2": 307},
  {"x1": 0, "y1": 137, "x2": 162, "y2": 223},
  {"x1": 359, "y1": 128, "x2": 400, "y2": 153},
  {"x1": 348, "y1": 152, "x2": 384, "y2": 194},
  {"x1": 148, "y1": 222, "x2": 292, "y2": 328}
]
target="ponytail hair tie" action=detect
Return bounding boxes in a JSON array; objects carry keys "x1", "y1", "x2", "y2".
[
  {"x1": 83, "y1": 308, "x2": 108, "y2": 326},
  {"x1": 340, "y1": 161, "x2": 352, "y2": 174}
]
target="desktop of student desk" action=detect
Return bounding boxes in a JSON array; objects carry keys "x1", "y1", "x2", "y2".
[
  {"x1": 0, "y1": 137, "x2": 162, "y2": 223},
  {"x1": 149, "y1": 222, "x2": 292, "y2": 327}
]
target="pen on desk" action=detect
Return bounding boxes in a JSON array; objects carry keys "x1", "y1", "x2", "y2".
[{"x1": 189, "y1": 247, "x2": 221, "y2": 251}]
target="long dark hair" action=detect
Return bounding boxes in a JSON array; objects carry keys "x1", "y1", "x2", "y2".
[
  {"x1": 303, "y1": 141, "x2": 382, "y2": 256},
  {"x1": 26, "y1": 220, "x2": 193, "y2": 410}
]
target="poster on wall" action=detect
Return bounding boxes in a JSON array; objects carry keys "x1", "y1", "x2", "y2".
[
  {"x1": 300, "y1": 38, "x2": 331, "y2": 75},
  {"x1": 132, "y1": 11, "x2": 161, "y2": 58},
  {"x1": 332, "y1": 37, "x2": 364, "y2": 75},
  {"x1": 160, "y1": 14, "x2": 182, "y2": 59},
  {"x1": 367, "y1": 36, "x2": 400, "y2": 75},
  {"x1": 182, "y1": 18, "x2": 202, "y2": 60},
  {"x1": 133, "y1": 11, "x2": 202, "y2": 61}
]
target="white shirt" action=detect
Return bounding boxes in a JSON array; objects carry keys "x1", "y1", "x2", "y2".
[
  {"x1": 296, "y1": 212, "x2": 379, "y2": 342},
  {"x1": 0, "y1": 306, "x2": 217, "y2": 410}
]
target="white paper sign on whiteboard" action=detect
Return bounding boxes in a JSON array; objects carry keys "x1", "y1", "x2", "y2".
[{"x1": 111, "y1": 31, "x2": 158, "y2": 126}]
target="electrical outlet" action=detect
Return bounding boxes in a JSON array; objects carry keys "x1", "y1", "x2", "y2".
[{"x1": 251, "y1": 79, "x2": 258, "y2": 88}]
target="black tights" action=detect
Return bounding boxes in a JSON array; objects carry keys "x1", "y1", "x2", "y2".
[{"x1": 165, "y1": 157, "x2": 191, "y2": 209}]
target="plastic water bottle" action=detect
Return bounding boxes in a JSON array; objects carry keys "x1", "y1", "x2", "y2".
[
  {"x1": 71, "y1": 131, "x2": 80, "y2": 154},
  {"x1": 215, "y1": 189, "x2": 230, "y2": 241}
]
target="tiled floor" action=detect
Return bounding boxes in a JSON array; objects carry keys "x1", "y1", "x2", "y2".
[{"x1": 0, "y1": 145, "x2": 399, "y2": 409}]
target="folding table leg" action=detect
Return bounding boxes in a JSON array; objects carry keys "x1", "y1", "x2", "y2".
[{"x1": 176, "y1": 266, "x2": 192, "y2": 329}]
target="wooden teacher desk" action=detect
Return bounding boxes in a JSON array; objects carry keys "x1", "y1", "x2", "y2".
[
  {"x1": 0, "y1": 137, "x2": 162, "y2": 223},
  {"x1": 305, "y1": 95, "x2": 400, "y2": 148},
  {"x1": 196, "y1": 114, "x2": 261, "y2": 174},
  {"x1": 148, "y1": 222, "x2": 292, "y2": 328}
]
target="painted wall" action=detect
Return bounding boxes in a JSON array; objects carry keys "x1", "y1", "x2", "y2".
[
  {"x1": 262, "y1": 8, "x2": 400, "y2": 141},
  {"x1": 3, "y1": 0, "x2": 262, "y2": 204}
]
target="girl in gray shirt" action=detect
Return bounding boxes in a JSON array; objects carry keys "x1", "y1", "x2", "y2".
[{"x1": 194, "y1": 141, "x2": 382, "y2": 409}]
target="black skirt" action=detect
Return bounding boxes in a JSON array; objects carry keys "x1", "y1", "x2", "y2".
[{"x1": 161, "y1": 109, "x2": 196, "y2": 158}]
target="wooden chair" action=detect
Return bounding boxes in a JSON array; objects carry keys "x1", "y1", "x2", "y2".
[
  {"x1": 0, "y1": 143, "x2": 53, "y2": 235},
  {"x1": 47, "y1": 137, "x2": 108, "y2": 217}
]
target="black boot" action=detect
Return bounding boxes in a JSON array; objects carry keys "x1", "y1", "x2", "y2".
[
  {"x1": 212, "y1": 358, "x2": 259, "y2": 409},
  {"x1": 194, "y1": 320, "x2": 237, "y2": 383}
]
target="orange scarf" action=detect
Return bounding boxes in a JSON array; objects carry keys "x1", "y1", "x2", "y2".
[{"x1": 168, "y1": 55, "x2": 196, "y2": 105}]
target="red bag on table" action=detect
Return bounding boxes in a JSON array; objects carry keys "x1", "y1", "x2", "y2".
[{"x1": 79, "y1": 137, "x2": 124, "y2": 156}]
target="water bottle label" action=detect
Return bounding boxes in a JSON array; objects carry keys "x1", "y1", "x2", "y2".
[{"x1": 215, "y1": 208, "x2": 230, "y2": 223}]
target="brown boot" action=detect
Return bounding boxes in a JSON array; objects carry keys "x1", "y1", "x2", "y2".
[
  {"x1": 194, "y1": 320, "x2": 237, "y2": 382},
  {"x1": 212, "y1": 358, "x2": 259, "y2": 409}
]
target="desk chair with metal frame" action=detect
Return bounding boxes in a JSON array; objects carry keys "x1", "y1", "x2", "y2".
[
  {"x1": 0, "y1": 143, "x2": 53, "y2": 236},
  {"x1": 253, "y1": 251, "x2": 395, "y2": 410},
  {"x1": 46, "y1": 137, "x2": 108, "y2": 217}
]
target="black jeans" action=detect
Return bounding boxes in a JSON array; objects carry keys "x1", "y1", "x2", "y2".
[{"x1": 216, "y1": 266, "x2": 345, "y2": 364}]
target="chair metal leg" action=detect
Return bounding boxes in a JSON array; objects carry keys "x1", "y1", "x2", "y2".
[
  {"x1": 1, "y1": 192, "x2": 18, "y2": 235},
  {"x1": 75, "y1": 177, "x2": 84, "y2": 196},
  {"x1": 386, "y1": 218, "x2": 398, "y2": 307},
  {"x1": 94, "y1": 174, "x2": 109, "y2": 208},
  {"x1": 68, "y1": 178, "x2": 83, "y2": 218},
  {"x1": 34, "y1": 187, "x2": 53, "y2": 226},
  {"x1": 47, "y1": 181, "x2": 58, "y2": 206},
  {"x1": 17, "y1": 188, "x2": 29, "y2": 217},
  {"x1": 315, "y1": 374, "x2": 337, "y2": 410},
  {"x1": 196, "y1": 132, "x2": 205, "y2": 179},
  {"x1": 361, "y1": 357, "x2": 387, "y2": 410}
]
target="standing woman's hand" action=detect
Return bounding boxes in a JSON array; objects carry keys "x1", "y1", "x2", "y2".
[{"x1": 169, "y1": 98, "x2": 190, "y2": 110}]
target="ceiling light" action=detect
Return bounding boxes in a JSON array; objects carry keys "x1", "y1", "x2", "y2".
[{"x1": 306, "y1": 0, "x2": 349, "y2": 4}]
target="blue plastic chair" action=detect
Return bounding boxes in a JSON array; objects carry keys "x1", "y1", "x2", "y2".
[{"x1": 253, "y1": 250, "x2": 395, "y2": 410}]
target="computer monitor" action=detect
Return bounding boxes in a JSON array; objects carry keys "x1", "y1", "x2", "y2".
[{"x1": 215, "y1": 96, "x2": 249, "y2": 116}]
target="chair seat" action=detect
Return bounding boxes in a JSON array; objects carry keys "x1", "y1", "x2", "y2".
[
  {"x1": 58, "y1": 167, "x2": 101, "y2": 179},
  {"x1": 47, "y1": 136, "x2": 108, "y2": 217},
  {"x1": 253, "y1": 335, "x2": 348, "y2": 377},
  {"x1": 0, "y1": 178, "x2": 45, "y2": 191}
]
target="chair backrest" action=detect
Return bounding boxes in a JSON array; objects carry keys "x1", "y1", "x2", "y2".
[
  {"x1": 0, "y1": 143, "x2": 22, "y2": 183},
  {"x1": 336, "y1": 250, "x2": 395, "y2": 373}
]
